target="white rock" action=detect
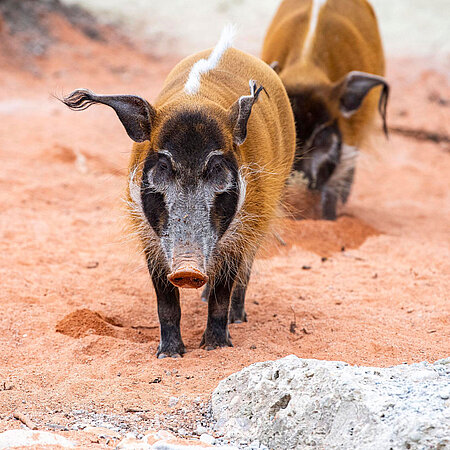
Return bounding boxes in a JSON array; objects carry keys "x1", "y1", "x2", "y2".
[
  {"x1": 0, "y1": 429, "x2": 75, "y2": 448},
  {"x1": 199, "y1": 433, "x2": 215, "y2": 445},
  {"x1": 212, "y1": 355, "x2": 450, "y2": 449},
  {"x1": 195, "y1": 424, "x2": 208, "y2": 435},
  {"x1": 152, "y1": 442, "x2": 238, "y2": 450},
  {"x1": 168, "y1": 396, "x2": 179, "y2": 407},
  {"x1": 152, "y1": 429, "x2": 176, "y2": 441},
  {"x1": 116, "y1": 435, "x2": 151, "y2": 449}
]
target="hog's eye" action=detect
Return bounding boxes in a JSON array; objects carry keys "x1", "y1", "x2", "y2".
[
  {"x1": 158, "y1": 160, "x2": 169, "y2": 171},
  {"x1": 204, "y1": 155, "x2": 232, "y2": 192},
  {"x1": 155, "y1": 155, "x2": 173, "y2": 175},
  {"x1": 205, "y1": 155, "x2": 226, "y2": 178}
]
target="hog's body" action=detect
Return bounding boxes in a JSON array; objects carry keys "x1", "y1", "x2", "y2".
[
  {"x1": 64, "y1": 28, "x2": 295, "y2": 357},
  {"x1": 262, "y1": 0, "x2": 389, "y2": 219}
]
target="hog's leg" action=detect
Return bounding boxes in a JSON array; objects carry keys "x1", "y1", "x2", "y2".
[
  {"x1": 321, "y1": 187, "x2": 338, "y2": 220},
  {"x1": 200, "y1": 260, "x2": 240, "y2": 350},
  {"x1": 150, "y1": 268, "x2": 185, "y2": 358},
  {"x1": 339, "y1": 167, "x2": 355, "y2": 204},
  {"x1": 202, "y1": 263, "x2": 252, "y2": 323},
  {"x1": 200, "y1": 283, "x2": 211, "y2": 303},
  {"x1": 228, "y1": 263, "x2": 252, "y2": 324}
]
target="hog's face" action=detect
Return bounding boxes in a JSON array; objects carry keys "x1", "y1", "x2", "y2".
[{"x1": 141, "y1": 109, "x2": 243, "y2": 288}]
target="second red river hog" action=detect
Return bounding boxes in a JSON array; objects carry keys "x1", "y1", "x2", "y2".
[
  {"x1": 262, "y1": 0, "x2": 390, "y2": 220},
  {"x1": 62, "y1": 26, "x2": 296, "y2": 358}
]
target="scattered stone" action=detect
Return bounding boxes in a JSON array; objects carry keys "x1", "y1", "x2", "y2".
[
  {"x1": 199, "y1": 433, "x2": 215, "y2": 445},
  {"x1": 439, "y1": 388, "x2": 450, "y2": 400},
  {"x1": 212, "y1": 355, "x2": 450, "y2": 449},
  {"x1": 83, "y1": 425, "x2": 121, "y2": 439},
  {"x1": 0, "y1": 429, "x2": 75, "y2": 448},
  {"x1": 195, "y1": 424, "x2": 208, "y2": 435},
  {"x1": 148, "y1": 429, "x2": 176, "y2": 442},
  {"x1": 86, "y1": 261, "x2": 99, "y2": 269},
  {"x1": 117, "y1": 433, "x2": 150, "y2": 449},
  {"x1": 150, "y1": 377, "x2": 162, "y2": 384},
  {"x1": 168, "y1": 397, "x2": 179, "y2": 408},
  {"x1": 1, "y1": 381, "x2": 13, "y2": 391},
  {"x1": 45, "y1": 423, "x2": 69, "y2": 431}
]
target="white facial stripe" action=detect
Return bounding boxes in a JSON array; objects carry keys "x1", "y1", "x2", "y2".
[
  {"x1": 203, "y1": 150, "x2": 224, "y2": 170},
  {"x1": 301, "y1": 0, "x2": 327, "y2": 60},
  {"x1": 157, "y1": 149, "x2": 174, "y2": 160},
  {"x1": 184, "y1": 24, "x2": 236, "y2": 95}
]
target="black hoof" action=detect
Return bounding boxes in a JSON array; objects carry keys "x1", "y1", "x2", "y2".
[
  {"x1": 200, "y1": 330, "x2": 233, "y2": 350},
  {"x1": 229, "y1": 309, "x2": 247, "y2": 324},
  {"x1": 156, "y1": 341, "x2": 186, "y2": 359},
  {"x1": 157, "y1": 352, "x2": 183, "y2": 359}
]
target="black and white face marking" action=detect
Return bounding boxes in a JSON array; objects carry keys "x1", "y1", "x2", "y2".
[
  {"x1": 140, "y1": 110, "x2": 243, "y2": 275},
  {"x1": 289, "y1": 90, "x2": 342, "y2": 191}
]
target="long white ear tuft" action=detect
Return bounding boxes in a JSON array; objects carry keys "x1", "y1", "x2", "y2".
[{"x1": 184, "y1": 24, "x2": 237, "y2": 95}]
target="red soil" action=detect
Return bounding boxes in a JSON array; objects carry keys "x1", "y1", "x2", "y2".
[{"x1": 0, "y1": 8, "x2": 448, "y2": 447}]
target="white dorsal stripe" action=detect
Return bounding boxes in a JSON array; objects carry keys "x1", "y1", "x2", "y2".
[
  {"x1": 184, "y1": 24, "x2": 236, "y2": 95},
  {"x1": 301, "y1": 0, "x2": 327, "y2": 60}
]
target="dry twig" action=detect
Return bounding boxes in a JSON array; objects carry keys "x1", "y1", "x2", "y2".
[{"x1": 13, "y1": 412, "x2": 37, "y2": 430}]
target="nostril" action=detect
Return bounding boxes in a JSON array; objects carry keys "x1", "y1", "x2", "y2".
[{"x1": 167, "y1": 267, "x2": 208, "y2": 289}]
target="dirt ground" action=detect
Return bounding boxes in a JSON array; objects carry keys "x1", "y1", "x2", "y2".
[{"x1": 0, "y1": 6, "x2": 449, "y2": 448}]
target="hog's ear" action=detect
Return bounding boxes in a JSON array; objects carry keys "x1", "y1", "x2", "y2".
[
  {"x1": 269, "y1": 61, "x2": 281, "y2": 74},
  {"x1": 334, "y1": 71, "x2": 390, "y2": 137},
  {"x1": 229, "y1": 80, "x2": 268, "y2": 146},
  {"x1": 62, "y1": 89, "x2": 155, "y2": 142}
]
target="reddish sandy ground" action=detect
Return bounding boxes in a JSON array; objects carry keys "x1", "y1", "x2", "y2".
[{"x1": 0, "y1": 14, "x2": 449, "y2": 448}]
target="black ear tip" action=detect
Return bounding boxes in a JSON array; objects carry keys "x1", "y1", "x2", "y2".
[{"x1": 60, "y1": 89, "x2": 96, "y2": 111}]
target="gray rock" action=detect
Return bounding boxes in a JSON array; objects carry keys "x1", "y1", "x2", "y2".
[{"x1": 212, "y1": 355, "x2": 450, "y2": 450}]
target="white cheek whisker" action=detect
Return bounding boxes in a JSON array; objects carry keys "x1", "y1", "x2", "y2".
[{"x1": 236, "y1": 169, "x2": 247, "y2": 213}]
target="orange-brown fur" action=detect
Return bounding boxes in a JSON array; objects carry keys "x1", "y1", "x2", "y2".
[
  {"x1": 127, "y1": 48, "x2": 296, "y2": 276},
  {"x1": 262, "y1": 0, "x2": 385, "y2": 146}
]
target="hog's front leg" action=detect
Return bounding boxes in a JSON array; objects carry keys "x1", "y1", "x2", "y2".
[
  {"x1": 228, "y1": 262, "x2": 253, "y2": 324},
  {"x1": 200, "y1": 261, "x2": 239, "y2": 350},
  {"x1": 149, "y1": 267, "x2": 185, "y2": 358}
]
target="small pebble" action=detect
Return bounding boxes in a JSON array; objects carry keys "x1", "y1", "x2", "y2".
[
  {"x1": 200, "y1": 433, "x2": 216, "y2": 445},
  {"x1": 196, "y1": 424, "x2": 208, "y2": 435},
  {"x1": 168, "y1": 396, "x2": 179, "y2": 407}
]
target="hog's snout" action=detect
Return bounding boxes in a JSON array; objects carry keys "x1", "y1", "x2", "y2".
[{"x1": 168, "y1": 265, "x2": 208, "y2": 289}]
